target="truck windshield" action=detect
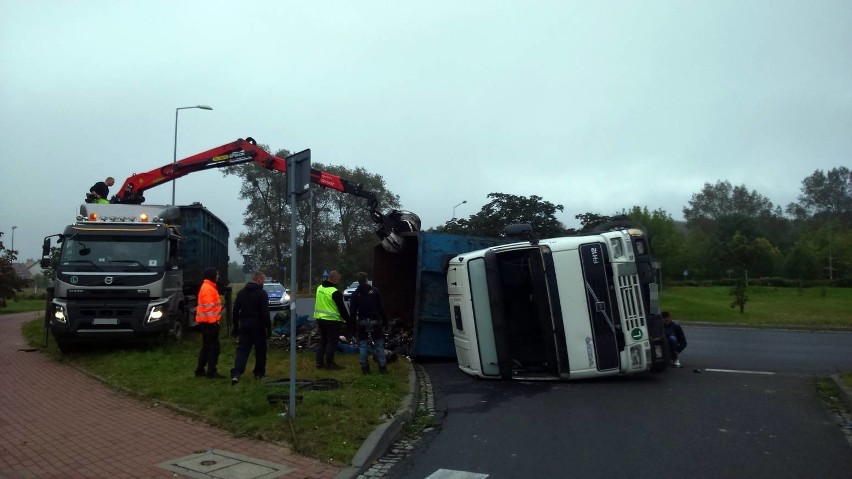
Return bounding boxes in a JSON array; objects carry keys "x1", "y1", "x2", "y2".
[{"x1": 59, "y1": 236, "x2": 167, "y2": 272}]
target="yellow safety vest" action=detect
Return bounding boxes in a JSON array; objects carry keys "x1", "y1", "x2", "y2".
[{"x1": 313, "y1": 285, "x2": 343, "y2": 321}]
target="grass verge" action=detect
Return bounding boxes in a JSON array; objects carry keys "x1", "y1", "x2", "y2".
[
  {"x1": 660, "y1": 286, "x2": 852, "y2": 328},
  {"x1": 21, "y1": 318, "x2": 410, "y2": 466}
]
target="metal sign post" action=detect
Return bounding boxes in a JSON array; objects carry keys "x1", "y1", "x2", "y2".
[{"x1": 286, "y1": 150, "x2": 311, "y2": 418}]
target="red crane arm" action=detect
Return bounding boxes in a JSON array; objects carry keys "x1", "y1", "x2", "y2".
[
  {"x1": 113, "y1": 137, "x2": 367, "y2": 205},
  {"x1": 110, "y1": 137, "x2": 417, "y2": 251}
]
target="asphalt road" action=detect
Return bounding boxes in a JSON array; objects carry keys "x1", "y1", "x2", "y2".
[{"x1": 388, "y1": 326, "x2": 852, "y2": 479}]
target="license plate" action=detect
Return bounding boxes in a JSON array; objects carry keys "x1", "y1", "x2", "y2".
[{"x1": 93, "y1": 318, "x2": 118, "y2": 325}]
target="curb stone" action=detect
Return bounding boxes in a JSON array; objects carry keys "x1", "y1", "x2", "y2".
[
  {"x1": 335, "y1": 360, "x2": 420, "y2": 479},
  {"x1": 830, "y1": 374, "x2": 852, "y2": 412}
]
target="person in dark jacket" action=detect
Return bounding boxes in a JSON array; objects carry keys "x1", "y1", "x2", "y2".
[
  {"x1": 662, "y1": 311, "x2": 687, "y2": 368},
  {"x1": 88, "y1": 177, "x2": 115, "y2": 204},
  {"x1": 348, "y1": 272, "x2": 390, "y2": 374},
  {"x1": 230, "y1": 271, "x2": 271, "y2": 384},
  {"x1": 313, "y1": 270, "x2": 351, "y2": 370}
]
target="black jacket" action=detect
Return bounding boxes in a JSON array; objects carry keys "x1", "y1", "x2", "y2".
[
  {"x1": 233, "y1": 282, "x2": 270, "y2": 336},
  {"x1": 90, "y1": 181, "x2": 109, "y2": 199},
  {"x1": 348, "y1": 283, "x2": 389, "y2": 340}
]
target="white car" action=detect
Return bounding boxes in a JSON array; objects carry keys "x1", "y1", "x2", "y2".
[{"x1": 342, "y1": 280, "x2": 372, "y2": 303}]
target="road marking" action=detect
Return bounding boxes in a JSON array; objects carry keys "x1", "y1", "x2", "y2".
[
  {"x1": 425, "y1": 469, "x2": 489, "y2": 479},
  {"x1": 704, "y1": 368, "x2": 776, "y2": 375}
]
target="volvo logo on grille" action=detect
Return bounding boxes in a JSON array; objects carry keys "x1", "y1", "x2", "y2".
[{"x1": 104, "y1": 277, "x2": 114, "y2": 285}]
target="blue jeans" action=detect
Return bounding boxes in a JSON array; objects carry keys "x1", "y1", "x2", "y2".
[
  {"x1": 668, "y1": 334, "x2": 685, "y2": 359},
  {"x1": 359, "y1": 338, "x2": 386, "y2": 367}
]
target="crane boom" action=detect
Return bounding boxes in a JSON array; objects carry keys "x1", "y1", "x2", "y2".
[{"x1": 109, "y1": 137, "x2": 418, "y2": 252}]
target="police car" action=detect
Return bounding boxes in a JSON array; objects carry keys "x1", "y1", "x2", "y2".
[{"x1": 263, "y1": 280, "x2": 290, "y2": 309}]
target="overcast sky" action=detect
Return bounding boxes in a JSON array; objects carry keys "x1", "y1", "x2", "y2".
[{"x1": 2, "y1": 1, "x2": 851, "y2": 264}]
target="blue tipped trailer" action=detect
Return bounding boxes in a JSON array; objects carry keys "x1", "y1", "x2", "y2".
[{"x1": 373, "y1": 232, "x2": 502, "y2": 358}]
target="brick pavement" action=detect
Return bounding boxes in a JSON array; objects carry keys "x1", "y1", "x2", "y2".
[{"x1": 0, "y1": 312, "x2": 341, "y2": 479}]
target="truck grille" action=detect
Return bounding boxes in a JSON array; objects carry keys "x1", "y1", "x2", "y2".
[{"x1": 616, "y1": 274, "x2": 646, "y2": 331}]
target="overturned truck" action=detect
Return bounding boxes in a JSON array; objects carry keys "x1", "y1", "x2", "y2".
[{"x1": 374, "y1": 228, "x2": 666, "y2": 380}]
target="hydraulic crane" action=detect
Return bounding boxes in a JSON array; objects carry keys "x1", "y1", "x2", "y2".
[{"x1": 108, "y1": 137, "x2": 419, "y2": 252}]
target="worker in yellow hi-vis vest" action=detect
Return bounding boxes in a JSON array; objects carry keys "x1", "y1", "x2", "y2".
[{"x1": 313, "y1": 270, "x2": 351, "y2": 370}]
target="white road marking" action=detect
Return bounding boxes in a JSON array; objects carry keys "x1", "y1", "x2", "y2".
[
  {"x1": 425, "y1": 469, "x2": 489, "y2": 479},
  {"x1": 704, "y1": 368, "x2": 776, "y2": 375}
]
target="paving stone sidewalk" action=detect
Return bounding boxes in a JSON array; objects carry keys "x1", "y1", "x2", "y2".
[{"x1": 0, "y1": 311, "x2": 340, "y2": 479}]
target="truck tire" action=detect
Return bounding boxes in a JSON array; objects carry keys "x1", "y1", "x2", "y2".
[
  {"x1": 169, "y1": 308, "x2": 188, "y2": 344},
  {"x1": 55, "y1": 337, "x2": 76, "y2": 354}
]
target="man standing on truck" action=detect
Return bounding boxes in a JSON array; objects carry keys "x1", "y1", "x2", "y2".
[
  {"x1": 88, "y1": 177, "x2": 115, "y2": 204},
  {"x1": 313, "y1": 270, "x2": 350, "y2": 370},
  {"x1": 662, "y1": 311, "x2": 687, "y2": 368},
  {"x1": 229, "y1": 271, "x2": 271, "y2": 384},
  {"x1": 348, "y1": 272, "x2": 390, "y2": 374},
  {"x1": 195, "y1": 268, "x2": 224, "y2": 378}
]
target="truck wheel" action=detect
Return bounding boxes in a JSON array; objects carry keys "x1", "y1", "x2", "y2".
[
  {"x1": 55, "y1": 338, "x2": 76, "y2": 353},
  {"x1": 169, "y1": 310, "x2": 188, "y2": 344}
]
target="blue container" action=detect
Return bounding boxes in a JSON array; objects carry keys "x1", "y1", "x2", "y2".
[
  {"x1": 374, "y1": 232, "x2": 501, "y2": 358},
  {"x1": 177, "y1": 204, "x2": 230, "y2": 292}
]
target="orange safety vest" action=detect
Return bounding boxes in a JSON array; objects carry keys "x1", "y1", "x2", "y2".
[{"x1": 196, "y1": 279, "x2": 222, "y2": 324}]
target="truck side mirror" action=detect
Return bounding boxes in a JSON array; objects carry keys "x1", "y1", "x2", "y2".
[{"x1": 41, "y1": 237, "x2": 51, "y2": 257}]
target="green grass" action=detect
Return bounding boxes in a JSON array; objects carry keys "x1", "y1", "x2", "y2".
[
  {"x1": 0, "y1": 298, "x2": 45, "y2": 314},
  {"x1": 660, "y1": 286, "x2": 852, "y2": 328},
  {"x1": 21, "y1": 319, "x2": 409, "y2": 466}
]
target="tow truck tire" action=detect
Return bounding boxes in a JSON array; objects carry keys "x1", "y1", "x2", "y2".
[
  {"x1": 169, "y1": 309, "x2": 188, "y2": 344},
  {"x1": 55, "y1": 337, "x2": 75, "y2": 354}
]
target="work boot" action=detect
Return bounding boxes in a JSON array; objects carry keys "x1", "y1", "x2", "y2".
[
  {"x1": 379, "y1": 365, "x2": 388, "y2": 374},
  {"x1": 361, "y1": 365, "x2": 370, "y2": 375},
  {"x1": 326, "y1": 362, "x2": 344, "y2": 371}
]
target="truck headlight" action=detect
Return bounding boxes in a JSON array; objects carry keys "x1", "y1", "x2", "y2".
[
  {"x1": 146, "y1": 304, "x2": 167, "y2": 324},
  {"x1": 53, "y1": 304, "x2": 67, "y2": 324},
  {"x1": 630, "y1": 344, "x2": 643, "y2": 369}
]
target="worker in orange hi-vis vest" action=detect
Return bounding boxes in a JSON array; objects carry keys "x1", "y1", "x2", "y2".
[{"x1": 194, "y1": 268, "x2": 223, "y2": 378}]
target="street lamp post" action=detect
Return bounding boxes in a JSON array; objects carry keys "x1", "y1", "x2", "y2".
[
  {"x1": 10, "y1": 225, "x2": 17, "y2": 253},
  {"x1": 452, "y1": 200, "x2": 467, "y2": 220},
  {"x1": 172, "y1": 105, "x2": 213, "y2": 204}
]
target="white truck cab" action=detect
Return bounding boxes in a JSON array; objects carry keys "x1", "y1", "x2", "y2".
[{"x1": 447, "y1": 229, "x2": 658, "y2": 380}]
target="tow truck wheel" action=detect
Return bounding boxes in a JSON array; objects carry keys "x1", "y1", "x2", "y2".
[
  {"x1": 55, "y1": 337, "x2": 76, "y2": 354},
  {"x1": 169, "y1": 310, "x2": 187, "y2": 344}
]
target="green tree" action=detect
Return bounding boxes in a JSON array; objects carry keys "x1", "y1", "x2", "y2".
[
  {"x1": 783, "y1": 239, "x2": 820, "y2": 281},
  {"x1": 724, "y1": 232, "x2": 779, "y2": 313},
  {"x1": 786, "y1": 167, "x2": 852, "y2": 280},
  {"x1": 441, "y1": 193, "x2": 565, "y2": 238},
  {"x1": 683, "y1": 180, "x2": 785, "y2": 279},
  {"x1": 786, "y1": 167, "x2": 852, "y2": 222},
  {"x1": 223, "y1": 145, "x2": 293, "y2": 278},
  {"x1": 293, "y1": 163, "x2": 401, "y2": 286},
  {"x1": 224, "y1": 148, "x2": 402, "y2": 289},
  {"x1": 622, "y1": 206, "x2": 687, "y2": 281},
  {"x1": 572, "y1": 212, "x2": 613, "y2": 234},
  {"x1": 0, "y1": 232, "x2": 30, "y2": 306}
]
